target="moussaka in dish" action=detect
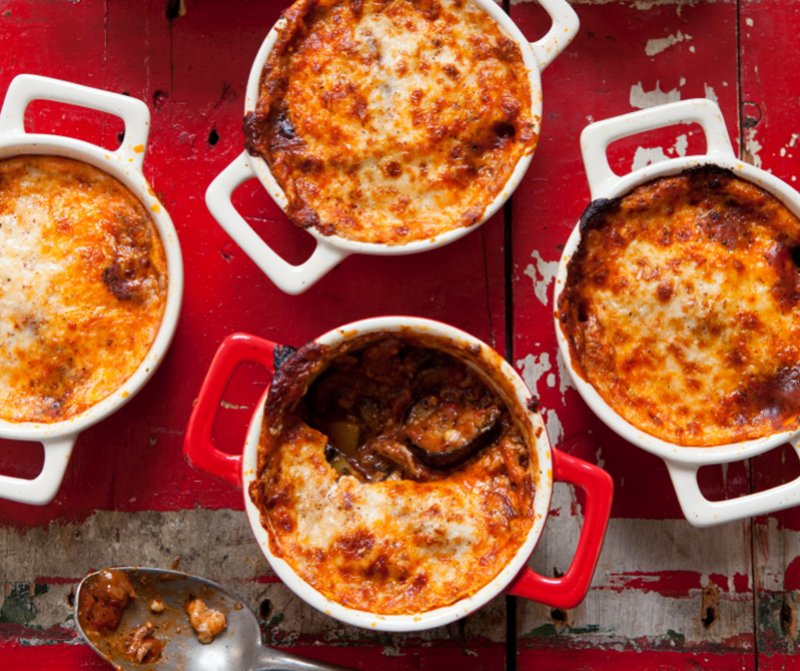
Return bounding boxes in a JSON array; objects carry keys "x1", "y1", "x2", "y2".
[
  {"x1": 559, "y1": 165, "x2": 800, "y2": 446},
  {"x1": 249, "y1": 335, "x2": 536, "y2": 614},
  {"x1": 0, "y1": 156, "x2": 168, "y2": 423},
  {"x1": 244, "y1": 0, "x2": 537, "y2": 244}
]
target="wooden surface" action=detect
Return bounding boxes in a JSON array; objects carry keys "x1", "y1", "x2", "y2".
[{"x1": 0, "y1": 0, "x2": 798, "y2": 669}]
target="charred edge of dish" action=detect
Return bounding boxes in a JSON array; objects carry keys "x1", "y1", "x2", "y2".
[
  {"x1": 255, "y1": 0, "x2": 317, "y2": 120},
  {"x1": 246, "y1": 0, "x2": 313, "y2": 157},
  {"x1": 682, "y1": 163, "x2": 737, "y2": 188},
  {"x1": 265, "y1": 340, "x2": 329, "y2": 436},
  {"x1": 273, "y1": 344, "x2": 298, "y2": 374},
  {"x1": 558, "y1": 199, "x2": 622, "y2": 383},
  {"x1": 243, "y1": 111, "x2": 269, "y2": 157},
  {"x1": 579, "y1": 197, "x2": 621, "y2": 234}
]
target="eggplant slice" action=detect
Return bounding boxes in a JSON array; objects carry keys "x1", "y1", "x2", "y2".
[{"x1": 404, "y1": 396, "x2": 501, "y2": 468}]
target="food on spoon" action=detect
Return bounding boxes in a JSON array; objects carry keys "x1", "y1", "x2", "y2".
[
  {"x1": 77, "y1": 569, "x2": 137, "y2": 634},
  {"x1": 125, "y1": 621, "x2": 164, "y2": 663},
  {"x1": 185, "y1": 598, "x2": 227, "y2": 643},
  {"x1": 148, "y1": 598, "x2": 166, "y2": 613}
]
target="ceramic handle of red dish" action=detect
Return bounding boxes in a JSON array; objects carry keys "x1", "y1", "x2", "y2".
[
  {"x1": 184, "y1": 333, "x2": 277, "y2": 488},
  {"x1": 580, "y1": 98, "x2": 736, "y2": 199},
  {"x1": 0, "y1": 74, "x2": 151, "y2": 168},
  {"x1": 507, "y1": 449, "x2": 613, "y2": 609}
]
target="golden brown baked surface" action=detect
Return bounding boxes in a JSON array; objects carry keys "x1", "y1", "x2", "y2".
[
  {"x1": 250, "y1": 335, "x2": 536, "y2": 614},
  {"x1": 245, "y1": 0, "x2": 537, "y2": 244},
  {"x1": 559, "y1": 166, "x2": 800, "y2": 446},
  {"x1": 0, "y1": 156, "x2": 167, "y2": 423}
]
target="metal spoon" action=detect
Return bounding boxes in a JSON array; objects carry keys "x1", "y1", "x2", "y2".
[{"x1": 75, "y1": 567, "x2": 351, "y2": 671}]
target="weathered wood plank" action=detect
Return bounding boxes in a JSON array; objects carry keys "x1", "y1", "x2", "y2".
[
  {"x1": 509, "y1": 0, "x2": 752, "y2": 665},
  {"x1": 739, "y1": 1, "x2": 800, "y2": 667}
]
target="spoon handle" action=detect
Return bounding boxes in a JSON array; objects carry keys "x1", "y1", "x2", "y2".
[{"x1": 254, "y1": 645, "x2": 353, "y2": 671}]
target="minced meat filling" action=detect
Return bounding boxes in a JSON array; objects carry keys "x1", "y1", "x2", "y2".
[{"x1": 302, "y1": 339, "x2": 515, "y2": 482}]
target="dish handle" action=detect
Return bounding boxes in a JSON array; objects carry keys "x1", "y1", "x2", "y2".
[
  {"x1": 0, "y1": 74, "x2": 151, "y2": 169},
  {"x1": 206, "y1": 153, "x2": 347, "y2": 295},
  {"x1": 184, "y1": 333, "x2": 278, "y2": 488},
  {"x1": 666, "y1": 438, "x2": 800, "y2": 527},
  {"x1": 530, "y1": 0, "x2": 580, "y2": 71},
  {"x1": 0, "y1": 437, "x2": 75, "y2": 506},
  {"x1": 580, "y1": 98, "x2": 736, "y2": 198},
  {"x1": 507, "y1": 449, "x2": 613, "y2": 609}
]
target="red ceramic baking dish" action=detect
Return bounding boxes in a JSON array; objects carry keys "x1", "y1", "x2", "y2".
[{"x1": 184, "y1": 316, "x2": 612, "y2": 631}]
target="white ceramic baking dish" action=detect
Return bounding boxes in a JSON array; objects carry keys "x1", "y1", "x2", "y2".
[
  {"x1": 554, "y1": 98, "x2": 800, "y2": 527},
  {"x1": 0, "y1": 74, "x2": 183, "y2": 506},
  {"x1": 205, "y1": 0, "x2": 579, "y2": 295},
  {"x1": 184, "y1": 316, "x2": 612, "y2": 631}
]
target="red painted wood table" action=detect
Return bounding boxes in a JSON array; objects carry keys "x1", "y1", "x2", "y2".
[{"x1": 0, "y1": 0, "x2": 798, "y2": 669}]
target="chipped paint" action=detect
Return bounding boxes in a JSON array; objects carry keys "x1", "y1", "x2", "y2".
[
  {"x1": 630, "y1": 80, "x2": 681, "y2": 110},
  {"x1": 0, "y1": 583, "x2": 41, "y2": 625},
  {"x1": 645, "y1": 30, "x2": 691, "y2": 57},
  {"x1": 523, "y1": 250, "x2": 559, "y2": 306},
  {"x1": 779, "y1": 132, "x2": 800, "y2": 158},
  {"x1": 743, "y1": 128, "x2": 764, "y2": 168},
  {"x1": 631, "y1": 134, "x2": 688, "y2": 171},
  {"x1": 704, "y1": 83, "x2": 720, "y2": 104},
  {"x1": 595, "y1": 445, "x2": 605, "y2": 469},
  {"x1": 0, "y1": 510, "x2": 509, "y2": 644},
  {"x1": 632, "y1": 146, "x2": 669, "y2": 170},
  {"x1": 606, "y1": 570, "x2": 703, "y2": 597},
  {"x1": 523, "y1": 518, "x2": 754, "y2": 644},
  {"x1": 674, "y1": 133, "x2": 689, "y2": 156},
  {"x1": 220, "y1": 399, "x2": 249, "y2": 410},
  {"x1": 555, "y1": 349, "x2": 575, "y2": 402},
  {"x1": 544, "y1": 409, "x2": 564, "y2": 446},
  {"x1": 518, "y1": 352, "x2": 552, "y2": 398}
]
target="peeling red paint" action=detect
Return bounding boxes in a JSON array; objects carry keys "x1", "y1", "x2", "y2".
[
  {"x1": 518, "y1": 648, "x2": 755, "y2": 670},
  {"x1": 784, "y1": 556, "x2": 800, "y2": 591},
  {"x1": 708, "y1": 573, "x2": 730, "y2": 592},
  {"x1": 603, "y1": 571, "x2": 703, "y2": 597},
  {"x1": 33, "y1": 576, "x2": 80, "y2": 585},
  {"x1": 0, "y1": 641, "x2": 505, "y2": 670},
  {"x1": 733, "y1": 572, "x2": 751, "y2": 593}
]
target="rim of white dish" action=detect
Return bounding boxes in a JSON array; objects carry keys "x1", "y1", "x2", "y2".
[
  {"x1": 554, "y1": 153, "x2": 800, "y2": 466},
  {"x1": 0, "y1": 135, "x2": 183, "y2": 440},
  {"x1": 240, "y1": 0, "x2": 544, "y2": 256},
  {"x1": 240, "y1": 316, "x2": 555, "y2": 631}
]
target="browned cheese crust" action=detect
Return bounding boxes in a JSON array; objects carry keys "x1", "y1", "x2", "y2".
[
  {"x1": 0, "y1": 156, "x2": 168, "y2": 422},
  {"x1": 245, "y1": 0, "x2": 537, "y2": 244},
  {"x1": 559, "y1": 166, "x2": 800, "y2": 446},
  {"x1": 250, "y1": 334, "x2": 537, "y2": 614}
]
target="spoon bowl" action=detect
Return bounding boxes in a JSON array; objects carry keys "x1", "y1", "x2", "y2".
[{"x1": 75, "y1": 567, "x2": 348, "y2": 671}]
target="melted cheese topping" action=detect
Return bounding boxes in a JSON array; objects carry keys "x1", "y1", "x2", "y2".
[
  {"x1": 559, "y1": 166, "x2": 800, "y2": 446},
  {"x1": 0, "y1": 156, "x2": 167, "y2": 423},
  {"x1": 250, "y1": 336, "x2": 537, "y2": 615},
  {"x1": 246, "y1": 0, "x2": 537, "y2": 244}
]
